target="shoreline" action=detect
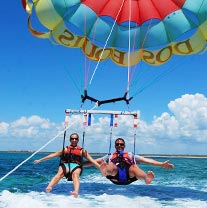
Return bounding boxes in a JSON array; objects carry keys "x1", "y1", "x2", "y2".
[{"x1": 0, "y1": 150, "x2": 207, "y2": 158}]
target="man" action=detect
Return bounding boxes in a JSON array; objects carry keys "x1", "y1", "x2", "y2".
[
  {"x1": 87, "y1": 138, "x2": 174, "y2": 185},
  {"x1": 34, "y1": 133, "x2": 101, "y2": 197}
]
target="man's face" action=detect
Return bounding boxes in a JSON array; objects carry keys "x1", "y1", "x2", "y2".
[{"x1": 115, "y1": 139, "x2": 125, "y2": 151}]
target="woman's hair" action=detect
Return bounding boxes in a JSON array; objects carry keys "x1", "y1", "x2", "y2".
[{"x1": 70, "y1": 133, "x2": 79, "y2": 139}]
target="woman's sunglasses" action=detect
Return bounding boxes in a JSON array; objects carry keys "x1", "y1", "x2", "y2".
[{"x1": 70, "y1": 137, "x2": 79, "y2": 141}]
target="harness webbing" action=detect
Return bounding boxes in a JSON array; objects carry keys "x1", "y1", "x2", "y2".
[
  {"x1": 60, "y1": 129, "x2": 67, "y2": 167},
  {"x1": 60, "y1": 112, "x2": 88, "y2": 180},
  {"x1": 82, "y1": 130, "x2": 85, "y2": 150},
  {"x1": 108, "y1": 114, "x2": 114, "y2": 154}
]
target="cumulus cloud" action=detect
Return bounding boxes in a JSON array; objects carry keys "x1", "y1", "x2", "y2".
[
  {"x1": 11, "y1": 115, "x2": 53, "y2": 129},
  {"x1": 5, "y1": 115, "x2": 60, "y2": 139},
  {"x1": 150, "y1": 112, "x2": 180, "y2": 140},
  {"x1": 132, "y1": 94, "x2": 207, "y2": 146},
  {"x1": 168, "y1": 93, "x2": 207, "y2": 142},
  {"x1": 0, "y1": 122, "x2": 9, "y2": 136},
  {"x1": 0, "y1": 93, "x2": 207, "y2": 154}
]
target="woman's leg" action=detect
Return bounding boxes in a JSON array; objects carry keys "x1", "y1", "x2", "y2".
[
  {"x1": 46, "y1": 166, "x2": 65, "y2": 192},
  {"x1": 70, "y1": 168, "x2": 82, "y2": 198}
]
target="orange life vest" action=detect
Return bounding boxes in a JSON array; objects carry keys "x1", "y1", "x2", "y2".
[
  {"x1": 62, "y1": 145, "x2": 83, "y2": 165},
  {"x1": 110, "y1": 151, "x2": 134, "y2": 166}
]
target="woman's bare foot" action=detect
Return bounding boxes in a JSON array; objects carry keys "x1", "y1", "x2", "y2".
[
  {"x1": 70, "y1": 191, "x2": 78, "y2": 198},
  {"x1": 145, "y1": 171, "x2": 155, "y2": 184},
  {"x1": 45, "y1": 186, "x2": 52, "y2": 193}
]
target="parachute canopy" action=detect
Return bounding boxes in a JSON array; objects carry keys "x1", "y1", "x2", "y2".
[{"x1": 22, "y1": 0, "x2": 207, "y2": 66}]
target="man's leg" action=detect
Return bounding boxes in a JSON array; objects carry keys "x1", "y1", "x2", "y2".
[
  {"x1": 129, "y1": 164, "x2": 154, "y2": 184},
  {"x1": 100, "y1": 162, "x2": 118, "y2": 176}
]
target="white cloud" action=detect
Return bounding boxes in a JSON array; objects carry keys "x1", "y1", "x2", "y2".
[
  {"x1": 11, "y1": 126, "x2": 38, "y2": 138},
  {"x1": 6, "y1": 115, "x2": 60, "y2": 139},
  {"x1": 151, "y1": 112, "x2": 180, "y2": 139},
  {"x1": 168, "y1": 93, "x2": 207, "y2": 142},
  {"x1": 0, "y1": 94, "x2": 207, "y2": 154},
  {"x1": 0, "y1": 122, "x2": 9, "y2": 136},
  {"x1": 11, "y1": 115, "x2": 53, "y2": 129}
]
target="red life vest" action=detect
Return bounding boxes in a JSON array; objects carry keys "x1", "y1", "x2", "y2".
[
  {"x1": 62, "y1": 145, "x2": 83, "y2": 165},
  {"x1": 110, "y1": 151, "x2": 134, "y2": 166}
]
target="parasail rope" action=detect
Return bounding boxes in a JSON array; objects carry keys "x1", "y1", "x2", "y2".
[
  {"x1": 83, "y1": 7, "x2": 100, "y2": 90},
  {"x1": 108, "y1": 114, "x2": 114, "y2": 154},
  {"x1": 131, "y1": 55, "x2": 190, "y2": 97},
  {"x1": 127, "y1": 0, "x2": 132, "y2": 96},
  {"x1": 126, "y1": 15, "x2": 153, "y2": 94},
  {"x1": 89, "y1": 0, "x2": 126, "y2": 84},
  {"x1": 83, "y1": 5, "x2": 91, "y2": 90},
  {"x1": 133, "y1": 129, "x2": 137, "y2": 154},
  {"x1": 83, "y1": 5, "x2": 88, "y2": 90},
  {"x1": 0, "y1": 126, "x2": 70, "y2": 182}
]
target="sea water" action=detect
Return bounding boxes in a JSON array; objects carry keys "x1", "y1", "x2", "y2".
[{"x1": 0, "y1": 152, "x2": 207, "y2": 208}]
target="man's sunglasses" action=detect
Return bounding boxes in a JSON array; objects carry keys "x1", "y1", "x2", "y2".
[
  {"x1": 115, "y1": 143, "x2": 125, "y2": 147},
  {"x1": 70, "y1": 137, "x2": 79, "y2": 140}
]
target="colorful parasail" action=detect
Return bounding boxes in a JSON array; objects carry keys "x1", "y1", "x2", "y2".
[{"x1": 22, "y1": 0, "x2": 207, "y2": 67}]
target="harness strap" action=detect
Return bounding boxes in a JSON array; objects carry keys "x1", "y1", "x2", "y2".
[
  {"x1": 60, "y1": 145, "x2": 83, "y2": 181},
  {"x1": 106, "y1": 173, "x2": 137, "y2": 185},
  {"x1": 60, "y1": 163, "x2": 82, "y2": 181},
  {"x1": 59, "y1": 130, "x2": 67, "y2": 166},
  {"x1": 107, "y1": 152, "x2": 138, "y2": 185},
  {"x1": 117, "y1": 164, "x2": 128, "y2": 182}
]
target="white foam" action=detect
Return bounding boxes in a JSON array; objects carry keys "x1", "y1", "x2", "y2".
[
  {"x1": 82, "y1": 172, "x2": 111, "y2": 184},
  {"x1": 1, "y1": 189, "x2": 207, "y2": 208},
  {"x1": 0, "y1": 190, "x2": 161, "y2": 208}
]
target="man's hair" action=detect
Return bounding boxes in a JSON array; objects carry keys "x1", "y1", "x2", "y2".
[{"x1": 115, "y1": 138, "x2": 125, "y2": 144}]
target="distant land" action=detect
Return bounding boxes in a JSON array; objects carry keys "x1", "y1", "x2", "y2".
[{"x1": 0, "y1": 150, "x2": 207, "y2": 158}]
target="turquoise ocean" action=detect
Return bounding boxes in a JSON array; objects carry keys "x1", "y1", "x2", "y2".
[{"x1": 0, "y1": 152, "x2": 207, "y2": 208}]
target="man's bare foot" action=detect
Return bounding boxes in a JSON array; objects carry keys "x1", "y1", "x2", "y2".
[
  {"x1": 145, "y1": 171, "x2": 155, "y2": 184},
  {"x1": 70, "y1": 191, "x2": 78, "y2": 198},
  {"x1": 45, "y1": 186, "x2": 52, "y2": 193},
  {"x1": 100, "y1": 163, "x2": 107, "y2": 176}
]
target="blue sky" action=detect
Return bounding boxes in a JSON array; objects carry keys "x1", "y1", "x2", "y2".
[{"x1": 0, "y1": 1, "x2": 207, "y2": 154}]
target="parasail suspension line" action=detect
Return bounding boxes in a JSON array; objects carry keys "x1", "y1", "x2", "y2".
[
  {"x1": 127, "y1": 0, "x2": 132, "y2": 96},
  {"x1": 108, "y1": 114, "x2": 114, "y2": 154},
  {"x1": 89, "y1": 0, "x2": 125, "y2": 85},
  {"x1": 108, "y1": 114, "x2": 119, "y2": 154},
  {"x1": 66, "y1": 109, "x2": 139, "y2": 155},
  {"x1": 82, "y1": 113, "x2": 89, "y2": 148},
  {"x1": 133, "y1": 114, "x2": 138, "y2": 154}
]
